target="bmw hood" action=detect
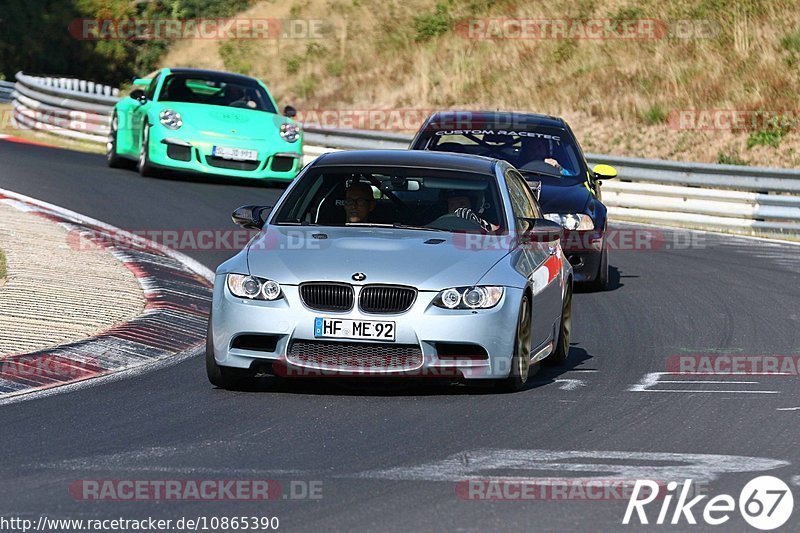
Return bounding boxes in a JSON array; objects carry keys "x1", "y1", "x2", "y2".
[
  {"x1": 537, "y1": 181, "x2": 593, "y2": 215},
  {"x1": 245, "y1": 226, "x2": 511, "y2": 290}
]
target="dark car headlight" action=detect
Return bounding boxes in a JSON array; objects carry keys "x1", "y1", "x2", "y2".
[
  {"x1": 280, "y1": 123, "x2": 300, "y2": 143},
  {"x1": 544, "y1": 213, "x2": 595, "y2": 231},
  {"x1": 227, "y1": 274, "x2": 282, "y2": 301},
  {"x1": 159, "y1": 109, "x2": 183, "y2": 130},
  {"x1": 433, "y1": 286, "x2": 504, "y2": 310}
]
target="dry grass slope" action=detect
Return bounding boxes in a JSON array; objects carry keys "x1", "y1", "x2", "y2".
[{"x1": 160, "y1": 0, "x2": 800, "y2": 166}]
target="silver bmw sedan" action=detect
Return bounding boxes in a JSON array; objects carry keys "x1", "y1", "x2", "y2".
[{"x1": 207, "y1": 150, "x2": 572, "y2": 392}]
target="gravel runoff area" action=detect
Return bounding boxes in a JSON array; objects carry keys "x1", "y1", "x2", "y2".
[{"x1": 0, "y1": 200, "x2": 145, "y2": 355}]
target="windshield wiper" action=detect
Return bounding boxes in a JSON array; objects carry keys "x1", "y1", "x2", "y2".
[
  {"x1": 392, "y1": 223, "x2": 445, "y2": 232},
  {"x1": 275, "y1": 221, "x2": 322, "y2": 226},
  {"x1": 519, "y1": 169, "x2": 561, "y2": 179}
]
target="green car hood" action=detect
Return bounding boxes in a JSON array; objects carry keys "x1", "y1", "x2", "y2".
[{"x1": 153, "y1": 102, "x2": 291, "y2": 141}]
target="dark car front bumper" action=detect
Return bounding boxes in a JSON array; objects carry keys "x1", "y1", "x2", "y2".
[{"x1": 562, "y1": 229, "x2": 605, "y2": 282}]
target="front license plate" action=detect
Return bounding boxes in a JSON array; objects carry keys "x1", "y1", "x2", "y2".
[
  {"x1": 314, "y1": 318, "x2": 396, "y2": 341},
  {"x1": 212, "y1": 146, "x2": 259, "y2": 161}
]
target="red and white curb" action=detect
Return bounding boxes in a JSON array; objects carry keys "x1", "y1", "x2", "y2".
[
  {"x1": 0, "y1": 188, "x2": 214, "y2": 405},
  {"x1": 0, "y1": 133, "x2": 55, "y2": 148}
]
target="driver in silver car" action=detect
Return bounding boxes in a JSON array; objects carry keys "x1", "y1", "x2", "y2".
[
  {"x1": 343, "y1": 182, "x2": 376, "y2": 223},
  {"x1": 442, "y1": 190, "x2": 497, "y2": 232}
]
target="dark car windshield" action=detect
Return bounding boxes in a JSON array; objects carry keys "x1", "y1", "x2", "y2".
[
  {"x1": 422, "y1": 128, "x2": 583, "y2": 178},
  {"x1": 272, "y1": 166, "x2": 507, "y2": 234},
  {"x1": 158, "y1": 74, "x2": 277, "y2": 113}
]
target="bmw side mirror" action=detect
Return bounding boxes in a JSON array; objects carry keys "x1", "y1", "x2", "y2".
[
  {"x1": 232, "y1": 205, "x2": 272, "y2": 230},
  {"x1": 520, "y1": 218, "x2": 562, "y2": 243},
  {"x1": 593, "y1": 164, "x2": 618, "y2": 180},
  {"x1": 283, "y1": 105, "x2": 297, "y2": 118}
]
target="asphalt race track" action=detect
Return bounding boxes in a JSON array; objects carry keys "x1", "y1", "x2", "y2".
[{"x1": 1, "y1": 140, "x2": 799, "y2": 531}]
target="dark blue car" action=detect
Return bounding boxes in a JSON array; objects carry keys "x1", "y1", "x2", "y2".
[{"x1": 410, "y1": 111, "x2": 618, "y2": 290}]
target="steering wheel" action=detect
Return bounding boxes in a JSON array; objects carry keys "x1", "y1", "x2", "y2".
[
  {"x1": 426, "y1": 213, "x2": 486, "y2": 232},
  {"x1": 520, "y1": 160, "x2": 561, "y2": 176}
]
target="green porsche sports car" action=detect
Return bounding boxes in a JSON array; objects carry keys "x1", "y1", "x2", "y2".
[{"x1": 107, "y1": 67, "x2": 303, "y2": 181}]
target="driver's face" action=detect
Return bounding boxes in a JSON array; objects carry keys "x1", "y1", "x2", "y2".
[
  {"x1": 447, "y1": 195, "x2": 472, "y2": 213},
  {"x1": 344, "y1": 185, "x2": 375, "y2": 223},
  {"x1": 523, "y1": 140, "x2": 547, "y2": 159}
]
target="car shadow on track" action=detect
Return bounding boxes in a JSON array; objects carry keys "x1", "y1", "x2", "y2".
[
  {"x1": 217, "y1": 345, "x2": 593, "y2": 397},
  {"x1": 118, "y1": 165, "x2": 291, "y2": 189},
  {"x1": 575, "y1": 265, "x2": 625, "y2": 293}
]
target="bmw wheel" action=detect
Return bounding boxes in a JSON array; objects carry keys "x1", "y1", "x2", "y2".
[{"x1": 497, "y1": 294, "x2": 533, "y2": 392}]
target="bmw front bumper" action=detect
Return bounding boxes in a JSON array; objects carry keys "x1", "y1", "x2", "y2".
[{"x1": 209, "y1": 278, "x2": 524, "y2": 380}]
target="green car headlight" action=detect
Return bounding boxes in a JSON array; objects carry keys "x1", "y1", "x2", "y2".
[
  {"x1": 159, "y1": 109, "x2": 183, "y2": 130},
  {"x1": 280, "y1": 123, "x2": 300, "y2": 143}
]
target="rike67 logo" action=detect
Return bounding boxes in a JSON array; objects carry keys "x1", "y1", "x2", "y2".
[{"x1": 623, "y1": 476, "x2": 794, "y2": 530}]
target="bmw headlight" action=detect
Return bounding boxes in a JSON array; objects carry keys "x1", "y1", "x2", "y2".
[
  {"x1": 544, "y1": 213, "x2": 595, "y2": 231},
  {"x1": 227, "y1": 274, "x2": 283, "y2": 301},
  {"x1": 433, "y1": 286, "x2": 504, "y2": 310},
  {"x1": 159, "y1": 109, "x2": 183, "y2": 130},
  {"x1": 280, "y1": 123, "x2": 300, "y2": 143}
]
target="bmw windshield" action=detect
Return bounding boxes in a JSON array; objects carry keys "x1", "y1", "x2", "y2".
[
  {"x1": 272, "y1": 166, "x2": 508, "y2": 234},
  {"x1": 423, "y1": 129, "x2": 584, "y2": 179}
]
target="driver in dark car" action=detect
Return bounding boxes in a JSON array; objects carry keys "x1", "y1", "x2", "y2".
[{"x1": 518, "y1": 136, "x2": 563, "y2": 172}]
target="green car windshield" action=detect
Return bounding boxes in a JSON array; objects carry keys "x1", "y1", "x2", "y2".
[{"x1": 158, "y1": 74, "x2": 277, "y2": 114}]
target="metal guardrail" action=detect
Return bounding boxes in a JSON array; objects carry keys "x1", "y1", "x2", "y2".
[
  {"x1": 11, "y1": 72, "x2": 116, "y2": 143},
  {"x1": 10, "y1": 73, "x2": 800, "y2": 237},
  {"x1": 0, "y1": 80, "x2": 14, "y2": 103},
  {"x1": 304, "y1": 127, "x2": 800, "y2": 237}
]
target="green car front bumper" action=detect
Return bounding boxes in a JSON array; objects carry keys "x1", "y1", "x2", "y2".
[{"x1": 148, "y1": 130, "x2": 303, "y2": 180}]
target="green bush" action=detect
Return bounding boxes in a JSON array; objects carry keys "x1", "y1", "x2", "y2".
[
  {"x1": 717, "y1": 150, "x2": 746, "y2": 165},
  {"x1": 285, "y1": 56, "x2": 304, "y2": 75},
  {"x1": 293, "y1": 76, "x2": 317, "y2": 98},
  {"x1": 642, "y1": 104, "x2": 668, "y2": 125},
  {"x1": 413, "y1": 3, "x2": 451, "y2": 42},
  {"x1": 747, "y1": 129, "x2": 784, "y2": 148},
  {"x1": 219, "y1": 40, "x2": 254, "y2": 76}
]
